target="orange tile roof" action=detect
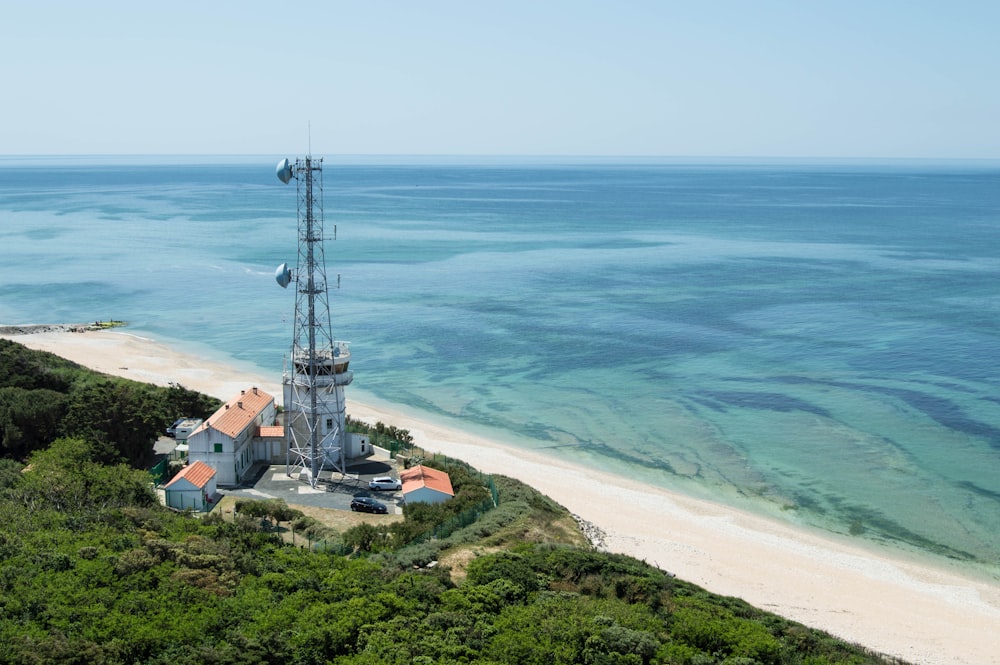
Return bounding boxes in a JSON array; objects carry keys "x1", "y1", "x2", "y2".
[
  {"x1": 164, "y1": 460, "x2": 216, "y2": 490},
  {"x1": 400, "y1": 465, "x2": 454, "y2": 497},
  {"x1": 258, "y1": 425, "x2": 284, "y2": 438},
  {"x1": 196, "y1": 387, "x2": 274, "y2": 439}
]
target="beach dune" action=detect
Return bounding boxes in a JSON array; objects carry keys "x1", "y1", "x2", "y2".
[{"x1": 4, "y1": 328, "x2": 1000, "y2": 664}]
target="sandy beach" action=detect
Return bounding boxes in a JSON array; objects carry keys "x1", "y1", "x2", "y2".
[{"x1": 4, "y1": 327, "x2": 1000, "y2": 664}]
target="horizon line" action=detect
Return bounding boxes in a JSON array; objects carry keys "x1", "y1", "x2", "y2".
[{"x1": 2, "y1": 154, "x2": 1000, "y2": 170}]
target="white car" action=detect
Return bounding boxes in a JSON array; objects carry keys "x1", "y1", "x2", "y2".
[{"x1": 368, "y1": 476, "x2": 402, "y2": 491}]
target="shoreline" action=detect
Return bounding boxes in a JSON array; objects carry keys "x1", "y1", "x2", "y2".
[{"x1": 4, "y1": 327, "x2": 1000, "y2": 664}]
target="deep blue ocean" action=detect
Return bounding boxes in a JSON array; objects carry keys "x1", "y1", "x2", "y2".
[{"x1": 3, "y1": 155, "x2": 1000, "y2": 569}]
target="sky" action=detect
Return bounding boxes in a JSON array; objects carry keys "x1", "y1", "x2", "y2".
[{"x1": 2, "y1": 1, "x2": 998, "y2": 158}]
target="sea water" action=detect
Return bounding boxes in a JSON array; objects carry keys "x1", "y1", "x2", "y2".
[{"x1": 2, "y1": 155, "x2": 1000, "y2": 570}]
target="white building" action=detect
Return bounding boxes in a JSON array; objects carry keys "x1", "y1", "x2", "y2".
[
  {"x1": 186, "y1": 387, "x2": 282, "y2": 487},
  {"x1": 163, "y1": 460, "x2": 217, "y2": 511},
  {"x1": 400, "y1": 464, "x2": 455, "y2": 505}
]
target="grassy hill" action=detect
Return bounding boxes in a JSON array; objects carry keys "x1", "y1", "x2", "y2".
[{"x1": 0, "y1": 339, "x2": 906, "y2": 664}]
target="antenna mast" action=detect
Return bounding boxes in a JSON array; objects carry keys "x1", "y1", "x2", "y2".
[{"x1": 274, "y1": 155, "x2": 353, "y2": 488}]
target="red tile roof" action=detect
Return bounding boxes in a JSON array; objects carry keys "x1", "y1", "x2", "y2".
[
  {"x1": 400, "y1": 465, "x2": 454, "y2": 497},
  {"x1": 258, "y1": 425, "x2": 284, "y2": 438},
  {"x1": 164, "y1": 460, "x2": 216, "y2": 490},
  {"x1": 194, "y1": 387, "x2": 274, "y2": 439}
]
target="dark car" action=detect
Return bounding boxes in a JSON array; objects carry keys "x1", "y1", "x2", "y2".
[{"x1": 350, "y1": 496, "x2": 388, "y2": 514}]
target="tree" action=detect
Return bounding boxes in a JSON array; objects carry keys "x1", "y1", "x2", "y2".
[
  {"x1": 0, "y1": 339, "x2": 75, "y2": 392},
  {"x1": 0, "y1": 387, "x2": 68, "y2": 459},
  {"x1": 61, "y1": 380, "x2": 161, "y2": 467},
  {"x1": 466, "y1": 551, "x2": 543, "y2": 594},
  {"x1": 160, "y1": 383, "x2": 222, "y2": 424},
  {"x1": 342, "y1": 523, "x2": 388, "y2": 553},
  {"x1": 15, "y1": 438, "x2": 156, "y2": 512}
]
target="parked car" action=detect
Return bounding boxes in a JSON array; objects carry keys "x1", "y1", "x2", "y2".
[
  {"x1": 165, "y1": 418, "x2": 185, "y2": 438},
  {"x1": 368, "y1": 476, "x2": 402, "y2": 491},
  {"x1": 350, "y1": 496, "x2": 388, "y2": 514}
]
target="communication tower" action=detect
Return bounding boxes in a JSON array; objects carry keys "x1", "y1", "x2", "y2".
[{"x1": 274, "y1": 156, "x2": 353, "y2": 487}]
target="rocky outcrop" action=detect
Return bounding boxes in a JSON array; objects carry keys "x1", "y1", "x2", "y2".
[{"x1": 0, "y1": 321, "x2": 126, "y2": 335}]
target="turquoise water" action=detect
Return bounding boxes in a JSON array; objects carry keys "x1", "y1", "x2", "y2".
[{"x1": 3, "y1": 155, "x2": 1000, "y2": 568}]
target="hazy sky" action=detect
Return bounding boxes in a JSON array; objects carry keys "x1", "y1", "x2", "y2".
[{"x1": 3, "y1": 1, "x2": 998, "y2": 158}]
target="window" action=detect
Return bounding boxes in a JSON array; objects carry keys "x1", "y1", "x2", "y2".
[
  {"x1": 326, "y1": 418, "x2": 334, "y2": 430},
  {"x1": 214, "y1": 443, "x2": 223, "y2": 453}
]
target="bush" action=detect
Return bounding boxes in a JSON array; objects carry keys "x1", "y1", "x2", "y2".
[
  {"x1": 466, "y1": 551, "x2": 544, "y2": 594},
  {"x1": 115, "y1": 548, "x2": 158, "y2": 575},
  {"x1": 234, "y1": 498, "x2": 302, "y2": 524}
]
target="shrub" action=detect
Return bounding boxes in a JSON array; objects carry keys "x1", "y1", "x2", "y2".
[
  {"x1": 115, "y1": 548, "x2": 158, "y2": 575},
  {"x1": 465, "y1": 551, "x2": 543, "y2": 594}
]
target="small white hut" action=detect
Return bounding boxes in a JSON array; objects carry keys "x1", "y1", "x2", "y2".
[
  {"x1": 400, "y1": 464, "x2": 455, "y2": 505},
  {"x1": 163, "y1": 460, "x2": 217, "y2": 512}
]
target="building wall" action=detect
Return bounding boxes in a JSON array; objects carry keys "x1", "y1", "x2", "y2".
[
  {"x1": 404, "y1": 487, "x2": 451, "y2": 505},
  {"x1": 186, "y1": 396, "x2": 279, "y2": 487},
  {"x1": 204, "y1": 476, "x2": 218, "y2": 507},
  {"x1": 234, "y1": 430, "x2": 252, "y2": 485},
  {"x1": 186, "y1": 433, "x2": 238, "y2": 486},
  {"x1": 253, "y1": 438, "x2": 285, "y2": 463},
  {"x1": 165, "y1": 475, "x2": 216, "y2": 511},
  {"x1": 347, "y1": 433, "x2": 370, "y2": 459},
  {"x1": 166, "y1": 488, "x2": 204, "y2": 511}
]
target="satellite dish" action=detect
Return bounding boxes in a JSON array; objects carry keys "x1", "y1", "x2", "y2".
[
  {"x1": 276, "y1": 158, "x2": 293, "y2": 184},
  {"x1": 275, "y1": 262, "x2": 292, "y2": 288}
]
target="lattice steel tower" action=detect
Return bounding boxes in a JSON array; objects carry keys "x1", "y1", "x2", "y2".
[{"x1": 274, "y1": 156, "x2": 353, "y2": 487}]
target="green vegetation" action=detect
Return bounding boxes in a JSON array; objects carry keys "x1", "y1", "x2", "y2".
[
  {"x1": 87, "y1": 320, "x2": 128, "y2": 331},
  {"x1": 0, "y1": 340, "x2": 906, "y2": 664},
  {"x1": 346, "y1": 416, "x2": 415, "y2": 456},
  {"x1": 0, "y1": 338, "x2": 221, "y2": 466}
]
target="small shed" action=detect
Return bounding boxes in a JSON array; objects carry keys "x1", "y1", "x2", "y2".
[
  {"x1": 347, "y1": 432, "x2": 371, "y2": 459},
  {"x1": 400, "y1": 464, "x2": 455, "y2": 505},
  {"x1": 163, "y1": 460, "x2": 217, "y2": 512}
]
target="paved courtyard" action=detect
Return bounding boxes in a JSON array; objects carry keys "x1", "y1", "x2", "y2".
[{"x1": 220, "y1": 457, "x2": 405, "y2": 514}]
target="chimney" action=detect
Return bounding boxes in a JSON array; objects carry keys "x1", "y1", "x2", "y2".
[
  {"x1": 225, "y1": 404, "x2": 229, "y2": 410},
  {"x1": 253, "y1": 386, "x2": 258, "y2": 395},
  {"x1": 241, "y1": 389, "x2": 246, "y2": 395},
  {"x1": 238, "y1": 401, "x2": 244, "y2": 409}
]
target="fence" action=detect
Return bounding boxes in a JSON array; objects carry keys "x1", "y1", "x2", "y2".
[
  {"x1": 287, "y1": 473, "x2": 500, "y2": 555},
  {"x1": 404, "y1": 494, "x2": 497, "y2": 547},
  {"x1": 399, "y1": 469, "x2": 499, "y2": 547},
  {"x1": 291, "y1": 531, "x2": 353, "y2": 556},
  {"x1": 149, "y1": 458, "x2": 168, "y2": 485},
  {"x1": 299, "y1": 420, "x2": 504, "y2": 553}
]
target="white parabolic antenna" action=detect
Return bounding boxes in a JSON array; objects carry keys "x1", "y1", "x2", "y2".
[
  {"x1": 274, "y1": 159, "x2": 295, "y2": 287},
  {"x1": 275, "y1": 262, "x2": 292, "y2": 288},
  {"x1": 276, "y1": 158, "x2": 293, "y2": 184}
]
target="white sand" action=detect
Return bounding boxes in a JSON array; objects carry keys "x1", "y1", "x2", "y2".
[{"x1": 5, "y1": 328, "x2": 1000, "y2": 664}]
